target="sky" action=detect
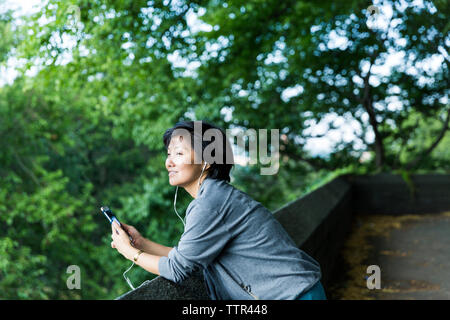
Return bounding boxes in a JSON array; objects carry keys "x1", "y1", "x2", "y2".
[
  {"x1": 0, "y1": 0, "x2": 44, "y2": 85},
  {"x1": 2, "y1": 0, "x2": 42, "y2": 14}
]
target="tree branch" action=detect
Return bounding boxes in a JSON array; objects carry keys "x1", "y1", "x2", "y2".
[
  {"x1": 283, "y1": 151, "x2": 329, "y2": 170},
  {"x1": 360, "y1": 57, "x2": 386, "y2": 168},
  {"x1": 12, "y1": 150, "x2": 41, "y2": 187},
  {"x1": 281, "y1": 139, "x2": 330, "y2": 171},
  {"x1": 405, "y1": 106, "x2": 450, "y2": 170}
]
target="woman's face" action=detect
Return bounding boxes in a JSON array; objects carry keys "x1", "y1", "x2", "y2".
[{"x1": 165, "y1": 135, "x2": 205, "y2": 188}]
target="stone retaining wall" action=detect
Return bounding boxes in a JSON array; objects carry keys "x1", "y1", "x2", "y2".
[{"x1": 117, "y1": 173, "x2": 450, "y2": 300}]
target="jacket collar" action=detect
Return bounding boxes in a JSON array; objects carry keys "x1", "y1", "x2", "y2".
[{"x1": 197, "y1": 177, "x2": 212, "y2": 198}]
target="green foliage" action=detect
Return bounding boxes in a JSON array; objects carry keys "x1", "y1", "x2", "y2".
[
  {"x1": 397, "y1": 169, "x2": 416, "y2": 199},
  {"x1": 191, "y1": 0, "x2": 449, "y2": 171},
  {"x1": 0, "y1": 8, "x2": 14, "y2": 63},
  {"x1": 0, "y1": 0, "x2": 448, "y2": 299}
]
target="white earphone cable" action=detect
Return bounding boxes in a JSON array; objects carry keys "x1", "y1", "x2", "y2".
[
  {"x1": 197, "y1": 162, "x2": 207, "y2": 186},
  {"x1": 173, "y1": 162, "x2": 208, "y2": 227},
  {"x1": 123, "y1": 261, "x2": 135, "y2": 290},
  {"x1": 173, "y1": 186, "x2": 185, "y2": 227}
]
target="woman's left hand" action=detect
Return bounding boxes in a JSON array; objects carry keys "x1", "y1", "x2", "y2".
[{"x1": 111, "y1": 221, "x2": 134, "y2": 260}]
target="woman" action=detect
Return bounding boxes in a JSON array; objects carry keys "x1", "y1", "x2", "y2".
[{"x1": 111, "y1": 120, "x2": 326, "y2": 300}]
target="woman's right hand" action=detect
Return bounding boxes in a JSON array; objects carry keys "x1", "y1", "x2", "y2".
[{"x1": 120, "y1": 223, "x2": 144, "y2": 250}]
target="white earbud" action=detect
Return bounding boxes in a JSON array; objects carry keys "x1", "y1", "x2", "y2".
[
  {"x1": 174, "y1": 162, "x2": 209, "y2": 227},
  {"x1": 198, "y1": 162, "x2": 208, "y2": 186}
]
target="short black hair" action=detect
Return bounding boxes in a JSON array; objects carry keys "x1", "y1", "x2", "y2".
[{"x1": 163, "y1": 121, "x2": 234, "y2": 182}]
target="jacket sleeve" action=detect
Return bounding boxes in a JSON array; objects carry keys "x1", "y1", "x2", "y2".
[{"x1": 158, "y1": 203, "x2": 231, "y2": 283}]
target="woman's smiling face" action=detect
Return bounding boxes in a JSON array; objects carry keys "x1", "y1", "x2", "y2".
[{"x1": 165, "y1": 135, "x2": 205, "y2": 188}]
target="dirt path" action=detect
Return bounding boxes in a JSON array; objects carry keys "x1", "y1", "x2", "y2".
[{"x1": 328, "y1": 211, "x2": 450, "y2": 300}]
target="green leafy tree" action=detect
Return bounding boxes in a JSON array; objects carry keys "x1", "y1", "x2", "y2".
[
  {"x1": 1, "y1": 0, "x2": 199, "y2": 299},
  {"x1": 188, "y1": 0, "x2": 449, "y2": 172},
  {"x1": 2, "y1": 0, "x2": 448, "y2": 300}
]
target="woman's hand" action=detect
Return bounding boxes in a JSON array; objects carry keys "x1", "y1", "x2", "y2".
[
  {"x1": 120, "y1": 223, "x2": 144, "y2": 249},
  {"x1": 111, "y1": 221, "x2": 137, "y2": 261}
]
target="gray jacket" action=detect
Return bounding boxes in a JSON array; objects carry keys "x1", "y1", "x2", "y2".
[{"x1": 158, "y1": 177, "x2": 322, "y2": 300}]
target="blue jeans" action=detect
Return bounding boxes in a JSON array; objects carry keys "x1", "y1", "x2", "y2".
[{"x1": 296, "y1": 281, "x2": 327, "y2": 300}]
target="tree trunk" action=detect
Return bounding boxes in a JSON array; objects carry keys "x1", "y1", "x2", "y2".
[{"x1": 362, "y1": 70, "x2": 385, "y2": 169}]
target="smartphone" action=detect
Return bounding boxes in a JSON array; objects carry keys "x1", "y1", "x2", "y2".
[
  {"x1": 100, "y1": 206, "x2": 133, "y2": 242},
  {"x1": 100, "y1": 206, "x2": 122, "y2": 226}
]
